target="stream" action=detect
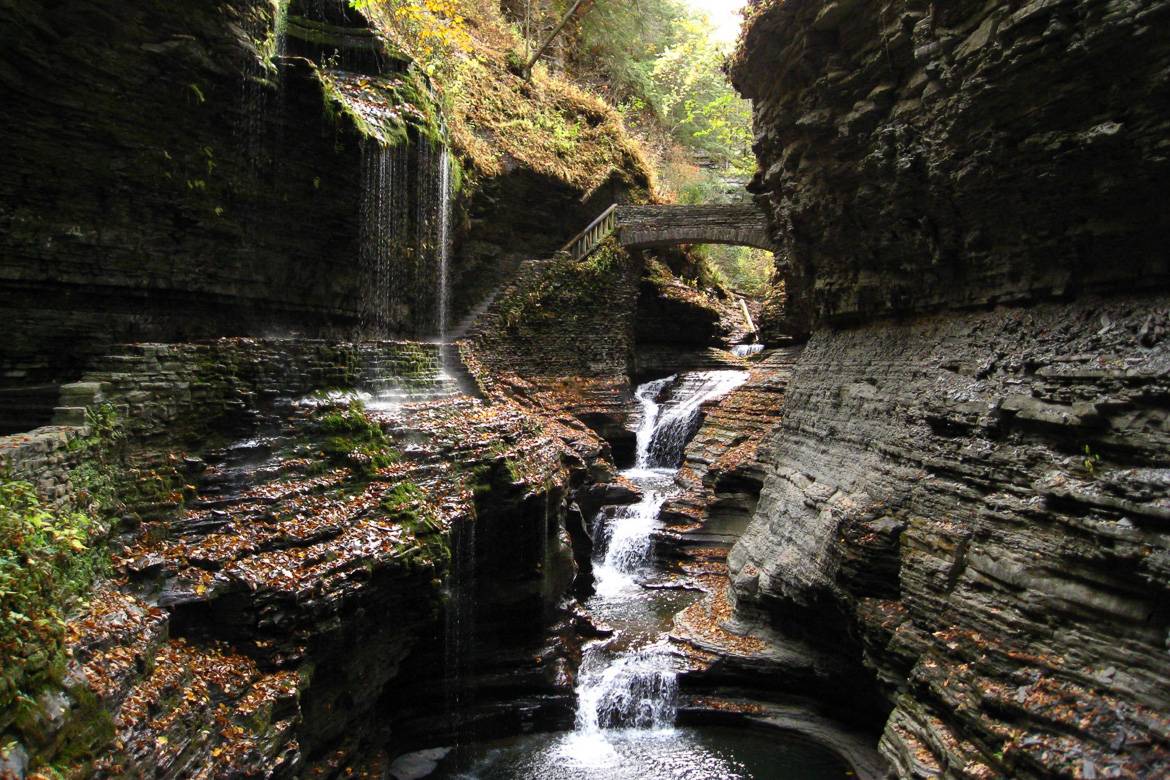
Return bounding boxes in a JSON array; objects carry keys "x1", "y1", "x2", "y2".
[{"x1": 428, "y1": 371, "x2": 853, "y2": 779}]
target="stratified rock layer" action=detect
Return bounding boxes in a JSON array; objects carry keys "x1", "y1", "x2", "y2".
[
  {"x1": 0, "y1": 338, "x2": 603, "y2": 777},
  {"x1": 732, "y1": 0, "x2": 1170, "y2": 331},
  {"x1": 658, "y1": 347, "x2": 801, "y2": 569},
  {"x1": 728, "y1": 297, "x2": 1170, "y2": 777},
  {"x1": 729, "y1": 2, "x2": 1170, "y2": 775}
]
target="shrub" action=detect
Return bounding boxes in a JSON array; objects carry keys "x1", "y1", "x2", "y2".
[{"x1": 0, "y1": 481, "x2": 102, "y2": 716}]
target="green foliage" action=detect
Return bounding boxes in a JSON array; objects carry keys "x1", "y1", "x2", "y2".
[
  {"x1": 0, "y1": 481, "x2": 102, "y2": 717},
  {"x1": 468, "y1": 462, "x2": 495, "y2": 497},
  {"x1": 1082, "y1": 444, "x2": 1102, "y2": 477},
  {"x1": 381, "y1": 481, "x2": 427, "y2": 516},
  {"x1": 318, "y1": 67, "x2": 440, "y2": 147},
  {"x1": 381, "y1": 481, "x2": 448, "y2": 566},
  {"x1": 66, "y1": 404, "x2": 127, "y2": 516},
  {"x1": 348, "y1": 0, "x2": 471, "y2": 74},
  {"x1": 575, "y1": 0, "x2": 753, "y2": 169},
  {"x1": 693, "y1": 244, "x2": 773, "y2": 295}
]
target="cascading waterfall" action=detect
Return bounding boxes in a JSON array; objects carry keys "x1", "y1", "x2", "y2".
[
  {"x1": 444, "y1": 515, "x2": 477, "y2": 743},
  {"x1": 414, "y1": 139, "x2": 454, "y2": 340},
  {"x1": 273, "y1": 0, "x2": 289, "y2": 62},
  {"x1": 359, "y1": 136, "x2": 456, "y2": 338},
  {"x1": 633, "y1": 376, "x2": 674, "y2": 468},
  {"x1": 575, "y1": 648, "x2": 679, "y2": 732},
  {"x1": 642, "y1": 371, "x2": 749, "y2": 468},
  {"x1": 359, "y1": 140, "x2": 410, "y2": 332},
  {"x1": 570, "y1": 370, "x2": 748, "y2": 750},
  {"x1": 427, "y1": 368, "x2": 851, "y2": 776},
  {"x1": 240, "y1": 1, "x2": 290, "y2": 154}
]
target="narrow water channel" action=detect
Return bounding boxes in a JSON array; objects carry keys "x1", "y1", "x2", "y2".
[{"x1": 429, "y1": 371, "x2": 854, "y2": 779}]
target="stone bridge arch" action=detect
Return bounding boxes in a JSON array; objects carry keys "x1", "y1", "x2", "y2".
[{"x1": 616, "y1": 204, "x2": 775, "y2": 252}]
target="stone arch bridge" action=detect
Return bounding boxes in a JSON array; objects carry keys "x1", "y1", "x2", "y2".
[{"x1": 562, "y1": 203, "x2": 775, "y2": 261}]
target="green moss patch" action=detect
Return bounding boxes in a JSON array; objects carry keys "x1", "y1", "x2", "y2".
[
  {"x1": 316, "y1": 401, "x2": 402, "y2": 477},
  {"x1": 319, "y1": 66, "x2": 442, "y2": 147}
]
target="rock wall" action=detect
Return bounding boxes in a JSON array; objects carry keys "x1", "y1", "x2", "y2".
[
  {"x1": 0, "y1": 0, "x2": 383, "y2": 427},
  {"x1": 633, "y1": 257, "x2": 750, "y2": 380},
  {"x1": 463, "y1": 241, "x2": 643, "y2": 461},
  {"x1": 729, "y1": 1, "x2": 1170, "y2": 776},
  {"x1": 728, "y1": 297, "x2": 1170, "y2": 777},
  {"x1": 658, "y1": 346, "x2": 801, "y2": 568},
  {"x1": 732, "y1": 0, "x2": 1170, "y2": 331},
  {"x1": 50, "y1": 338, "x2": 444, "y2": 437},
  {"x1": 464, "y1": 241, "x2": 746, "y2": 464}
]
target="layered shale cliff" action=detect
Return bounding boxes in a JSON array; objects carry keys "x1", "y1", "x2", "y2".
[
  {"x1": 728, "y1": 1, "x2": 1170, "y2": 777},
  {"x1": 0, "y1": 0, "x2": 652, "y2": 433},
  {"x1": 0, "y1": 1, "x2": 662, "y2": 773}
]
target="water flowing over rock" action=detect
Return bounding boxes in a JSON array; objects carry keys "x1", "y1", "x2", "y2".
[
  {"x1": 642, "y1": 372, "x2": 749, "y2": 469},
  {"x1": 359, "y1": 138, "x2": 455, "y2": 338},
  {"x1": 360, "y1": 141, "x2": 411, "y2": 332},
  {"x1": 574, "y1": 370, "x2": 747, "y2": 745},
  {"x1": 576, "y1": 645, "x2": 680, "y2": 731},
  {"x1": 731, "y1": 344, "x2": 764, "y2": 358}
]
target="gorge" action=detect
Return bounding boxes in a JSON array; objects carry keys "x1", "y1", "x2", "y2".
[{"x1": 1, "y1": 1, "x2": 1168, "y2": 779}]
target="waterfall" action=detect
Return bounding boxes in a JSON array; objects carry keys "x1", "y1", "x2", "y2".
[
  {"x1": 575, "y1": 645, "x2": 678, "y2": 732},
  {"x1": 359, "y1": 137, "x2": 453, "y2": 337},
  {"x1": 591, "y1": 481, "x2": 671, "y2": 599},
  {"x1": 408, "y1": 140, "x2": 455, "y2": 342},
  {"x1": 273, "y1": 0, "x2": 289, "y2": 61},
  {"x1": 571, "y1": 370, "x2": 748, "y2": 743},
  {"x1": 643, "y1": 370, "x2": 749, "y2": 468},
  {"x1": 359, "y1": 140, "x2": 409, "y2": 332},
  {"x1": 632, "y1": 376, "x2": 674, "y2": 468},
  {"x1": 437, "y1": 149, "x2": 452, "y2": 342},
  {"x1": 732, "y1": 343, "x2": 765, "y2": 357},
  {"x1": 444, "y1": 515, "x2": 477, "y2": 744}
]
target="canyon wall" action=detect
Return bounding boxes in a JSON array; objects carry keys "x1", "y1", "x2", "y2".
[
  {"x1": 0, "y1": 0, "x2": 378, "y2": 428},
  {"x1": 0, "y1": 0, "x2": 647, "y2": 433},
  {"x1": 730, "y1": 1, "x2": 1170, "y2": 776},
  {"x1": 733, "y1": 0, "x2": 1170, "y2": 332}
]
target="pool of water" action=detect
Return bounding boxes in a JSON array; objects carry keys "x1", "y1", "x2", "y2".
[{"x1": 428, "y1": 725, "x2": 853, "y2": 779}]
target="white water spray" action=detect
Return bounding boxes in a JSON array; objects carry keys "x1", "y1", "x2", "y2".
[
  {"x1": 572, "y1": 370, "x2": 747, "y2": 744},
  {"x1": 732, "y1": 343, "x2": 765, "y2": 357}
]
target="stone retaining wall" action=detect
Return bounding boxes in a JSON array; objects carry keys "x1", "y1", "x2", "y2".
[{"x1": 0, "y1": 338, "x2": 443, "y2": 500}]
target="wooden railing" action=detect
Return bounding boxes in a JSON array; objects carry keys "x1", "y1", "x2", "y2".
[{"x1": 559, "y1": 204, "x2": 618, "y2": 261}]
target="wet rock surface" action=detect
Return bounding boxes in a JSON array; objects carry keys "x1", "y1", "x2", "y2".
[
  {"x1": 728, "y1": 1, "x2": 1170, "y2": 776},
  {"x1": 728, "y1": 297, "x2": 1170, "y2": 777},
  {"x1": 31, "y1": 390, "x2": 587, "y2": 776},
  {"x1": 0, "y1": 0, "x2": 384, "y2": 425},
  {"x1": 0, "y1": 337, "x2": 618, "y2": 777},
  {"x1": 656, "y1": 347, "x2": 801, "y2": 571}
]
